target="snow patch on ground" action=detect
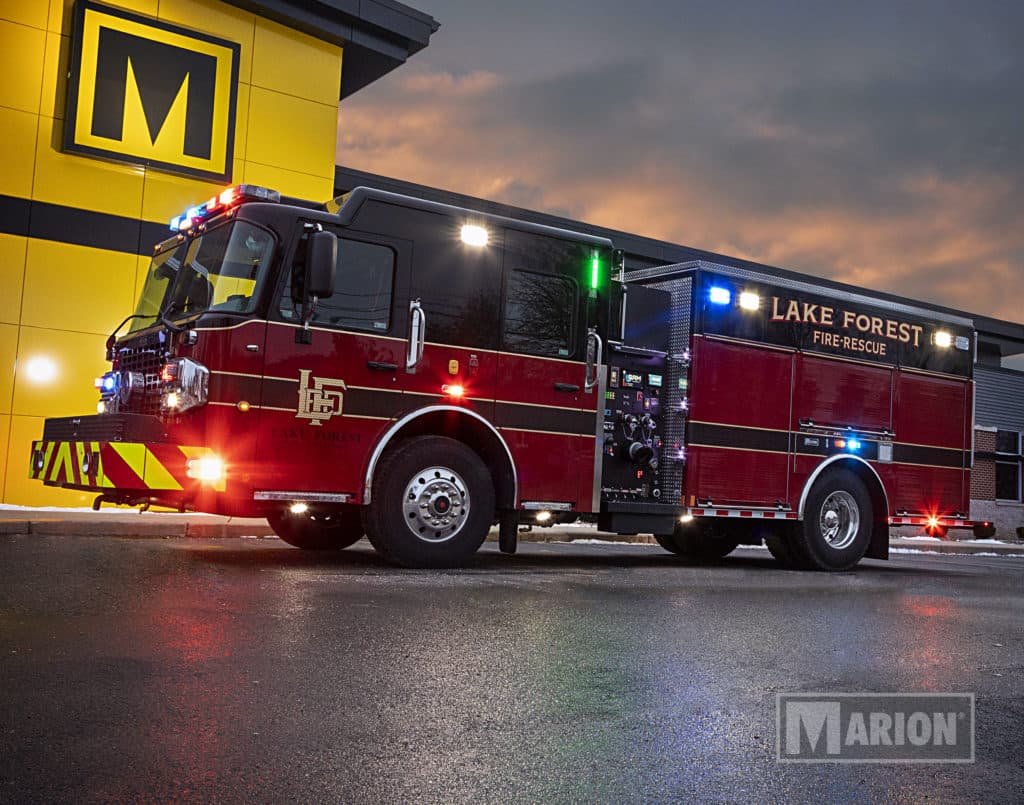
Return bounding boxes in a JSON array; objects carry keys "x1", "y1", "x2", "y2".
[{"x1": 890, "y1": 548, "x2": 1024, "y2": 558}]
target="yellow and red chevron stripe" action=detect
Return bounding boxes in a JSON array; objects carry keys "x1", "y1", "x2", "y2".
[{"x1": 30, "y1": 441, "x2": 226, "y2": 492}]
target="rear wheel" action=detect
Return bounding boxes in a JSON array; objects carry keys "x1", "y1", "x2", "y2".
[
  {"x1": 267, "y1": 505, "x2": 364, "y2": 550},
  {"x1": 656, "y1": 520, "x2": 740, "y2": 561},
  {"x1": 364, "y1": 435, "x2": 495, "y2": 568},
  {"x1": 792, "y1": 469, "x2": 873, "y2": 571}
]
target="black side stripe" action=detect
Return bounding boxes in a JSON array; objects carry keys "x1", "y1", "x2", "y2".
[
  {"x1": 0, "y1": 193, "x2": 168, "y2": 255},
  {"x1": 893, "y1": 444, "x2": 967, "y2": 469},
  {"x1": 494, "y1": 400, "x2": 592, "y2": 435},
  {"x1": 688, "y1": 422, "x2": 790, "y2": 453},
  {"x1": 689, "y1": 421, "x2": 968, "y2": 469},
  {"x1": 242, "y1": 377, "x2": 591, "y2": 435}
]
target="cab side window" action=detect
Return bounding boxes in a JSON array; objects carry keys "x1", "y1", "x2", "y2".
[
  {"x1": 282, "y1": 237, "x2": 395, "y2": 332},
  {"x1": 503, "y1": 270, "x2": 578, "y2": 358},
  {"x1": 502, "y1": 229, "x2": 584, "y2": 358}
]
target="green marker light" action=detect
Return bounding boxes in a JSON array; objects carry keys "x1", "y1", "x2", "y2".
[{"x1": 590, "y1": 254, "x2": 600, "y2": 289}]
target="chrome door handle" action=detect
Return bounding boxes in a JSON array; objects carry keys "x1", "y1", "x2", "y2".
[
  {"x1": 406, "y1": 299, "x2": 426, "y2": 372},
  {"x1": 584, "y1": 328, "x2": 603, "y2": 391}
]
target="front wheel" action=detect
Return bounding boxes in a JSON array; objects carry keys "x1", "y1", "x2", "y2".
[
  {"x1": 364, "y1": 436, "x2": 495, "y2": 568},
  {"x1": 792, "y1": 469, "x2": 873, "y2": 571},
  {"x1": 267, "y1": 505, "x2": 364, "y2": 550}
]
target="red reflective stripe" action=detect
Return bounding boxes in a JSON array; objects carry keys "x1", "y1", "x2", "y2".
[
  {"x1": 43, "y1": 443, "x2": 61, "y2": 481},
  {"x1": 100, "y1": 445, "x2": 145, "y2": 488},
  {"x1": 716, "y1": 510, "x2": 729, "y2": 517},
  {"x1": 785, "y1": 513, "x2": 798, "y2": 519},
  {"x1": 763, "y1": 512, "x2": 776, "y2": 518},
  {"x1": 692, "y1": 509, "x2": 705, "y2": 516},
  {"x1": 739, "y1": 511, "x2": 753, "y2": 517}
]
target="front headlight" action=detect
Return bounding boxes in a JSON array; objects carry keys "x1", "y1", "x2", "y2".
[{"x1": 161, "y1": 358, "x2": 209, "y2": 412}]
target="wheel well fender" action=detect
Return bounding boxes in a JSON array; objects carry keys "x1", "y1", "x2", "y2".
[
  {"x1": 364, "y1": 406, "x2": 517, "y2": 509},
  {"x1": 798, "y1": 455, "x2": 889, "y2": 560}
]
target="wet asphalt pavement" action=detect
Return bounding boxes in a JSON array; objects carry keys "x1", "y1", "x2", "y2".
[{"x1": 1, "y1": 535, "x2": 1022, "y2": 804}]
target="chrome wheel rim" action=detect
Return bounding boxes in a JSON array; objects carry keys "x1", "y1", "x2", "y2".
[
  {"x1": 820, "y1": 490, "x2": 859, "y2": 550},
  {"x1": 402, "y1": 466, "x2": 470, "y2": 543}
]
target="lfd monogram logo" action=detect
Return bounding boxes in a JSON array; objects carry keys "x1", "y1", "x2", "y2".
[{"x1": 296, "y1": 370, "x2": 346, "y2": 426}]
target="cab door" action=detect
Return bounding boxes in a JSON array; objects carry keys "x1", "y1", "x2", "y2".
[
  {"x1": 494, "y1": 230, "x2": 598, "y2": 510},
  {"x1": 254, "y1": 224, "x2": 410, "y2": 502},
  {"x1": 397, "y1": 209, "x2": 501, "y2": 425}
]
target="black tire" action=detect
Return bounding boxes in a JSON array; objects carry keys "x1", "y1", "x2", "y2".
[
  {"x1": 364, "y1": 435, "x2": 495, "y2": 568},
  {"x1": 792, "y1": 469, "x2": 873, "y2": 571},
  {"x1": 267, "y1": 505, "x2": 364, "y2": 550},
  {"x1": 973, "y1": 522, "x2": 996, "y2": 539},
  {"x1": 765, "y1": 529, "x2": 800, "y2": 567},
  {"x1": 656, "y1": 520, "x2": 740, "y2": 561}
]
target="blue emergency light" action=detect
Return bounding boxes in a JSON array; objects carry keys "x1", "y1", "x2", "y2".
[{"x1": 709, "y1": 286, "x2": 731, "y2": 305}]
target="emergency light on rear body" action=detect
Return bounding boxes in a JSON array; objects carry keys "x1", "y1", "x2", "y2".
[{"x1": 709, "y1": 286, "x2": 731, "y2": 305}]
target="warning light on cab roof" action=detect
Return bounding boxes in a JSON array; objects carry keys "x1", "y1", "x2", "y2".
[{"x1": 169, "y1": 184, "x2": 281, "y2": 231}]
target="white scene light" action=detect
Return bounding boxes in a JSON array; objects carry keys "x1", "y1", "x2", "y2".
[
  {"x1": 460, "y1": 224, "x2": 489, "y2": 246},
  {"x1": 739, "y1": 291, "x2": 760, "y2": 311}
]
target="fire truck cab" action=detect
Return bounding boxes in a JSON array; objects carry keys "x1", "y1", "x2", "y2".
[{"x1": 30, "y1": 186, "x2": 976, "y2": 570}]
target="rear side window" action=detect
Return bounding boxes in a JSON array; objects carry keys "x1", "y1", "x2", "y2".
[
  {"x1": 503, "y1": 269, "x2": 578, "y2": 357},
  {"x1": 282, "y1": 237, "x2": 395, "y2": 332}
]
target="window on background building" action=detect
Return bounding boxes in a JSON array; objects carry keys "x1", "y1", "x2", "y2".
[{"x1": 995, "y1": 429, "x2": 1022, "y2": 502}]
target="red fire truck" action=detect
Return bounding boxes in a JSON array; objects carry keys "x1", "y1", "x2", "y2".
[{"x1": 30, "y1": 185, "x2": 977, "y2": 569}]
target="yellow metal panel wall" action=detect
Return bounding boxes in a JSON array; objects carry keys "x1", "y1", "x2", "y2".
[
  {"x1": 21, "y1": 240, "x2": 138, "y2": 334},
  {"x1": 0, "y1": 18, "x2": 45, "y2": 114},
  {"x1": 33, "y1": 116, "x2": 147, "y2": 218},
  {"x1": 0, "y1": 413, "x2": 9, "y2": 499},
  {"x1": 1, "y1": 0, "x2": 48, "y2": 28},
  {"x1": 0, "y1": 323, "x2": 17, "y2": 415},
  {"x1": 0, "y1": 0, "x2": 345, "y2": 504},
  {"x1": 11, "y1": 327, "x2": 107, "y2": 419},
  {"x1": 241, "y1": 161, "x2": 334, "y2": 204},
  {"x1": 0, "y1": 235, "x2": 27, "y2": 325},
  {"x1": 245, "y1": 87, "x2": 339, "y2": 180},
  {"x1": 0, "y1": 107, "x2": 38, "y2": 198},
  {"x1": 251, "y1": 16, "x2": 342, "y2": 106}
]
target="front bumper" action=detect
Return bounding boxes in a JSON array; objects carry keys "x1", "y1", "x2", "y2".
[
  {"x1": 29, "y1": 415, "x2": 224, "y2": 502},
  {"x1": 30, "y1": 439, "x2": 224, "y2": 495}
]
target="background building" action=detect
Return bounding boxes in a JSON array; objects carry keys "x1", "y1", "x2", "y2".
[{"x1": 0, "y1": 0, "x2": 436, "y2": 505}]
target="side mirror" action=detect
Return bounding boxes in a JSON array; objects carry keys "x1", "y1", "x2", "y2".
[{"x1": 305, "y1": 230, "x2": 337, "y2": 299}]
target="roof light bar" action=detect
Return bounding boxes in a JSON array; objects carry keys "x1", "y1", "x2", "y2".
[{"x1": 169, "y1": 184, "x2": 280, "y2": 231}]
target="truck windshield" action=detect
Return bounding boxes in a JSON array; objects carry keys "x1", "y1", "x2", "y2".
[{"x1": 130, "y1": 220, "x2": 275, "y2": 332}]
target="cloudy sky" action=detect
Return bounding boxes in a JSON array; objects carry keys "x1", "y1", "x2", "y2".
[{"x1": 337, "y1": 0, "x2": 1023, "y2": 351}]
